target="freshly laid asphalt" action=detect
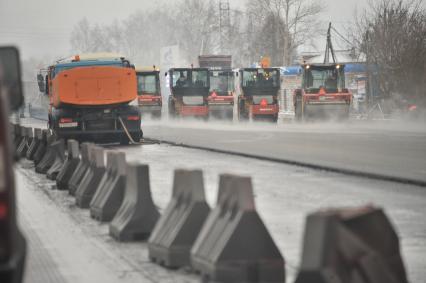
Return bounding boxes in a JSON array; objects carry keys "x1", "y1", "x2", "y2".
[{"x1": 142, "y1": 120, "x2": 426, "y2": 186}]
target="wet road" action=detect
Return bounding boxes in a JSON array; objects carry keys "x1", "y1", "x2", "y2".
[
  {"x1": 16, "y1": 117, "x2": 426, "y2": 282},
  {"x1": 142, "y1": 120, "x2": 426, "y2": 185}
]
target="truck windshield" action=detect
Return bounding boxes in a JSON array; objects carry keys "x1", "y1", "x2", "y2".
[
  {"x1": 172, "y1": 70, "x2": 208, "y2": 88},
  {"x1": 242, "y1": 69, "x2": 279, "y2": 88},
  {"x1": 304, "y1": 67, "x2": 344, "y2": 92},
  {"x1": 210, "y1": 71, "x2": 234, "y2": 93},
  {"x1": 137, "y1": 73, "x2": 158, "y2": 95},
  {"x1": 191, "y1": 70, "x2": 208, "y2": 87}
]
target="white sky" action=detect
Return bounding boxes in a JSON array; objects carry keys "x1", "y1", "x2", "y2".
[{"x1": 0, "y1": 0, "x2": 370, "y2": 60}]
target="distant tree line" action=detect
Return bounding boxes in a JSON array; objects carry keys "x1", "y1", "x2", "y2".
[
  {"x1": 69, "y1": 0, "x2": 426, "y2": 106},
  {"x1": 354, "y1": 0, "x2": 426, "y2": 106},
  {"x1": 69, "y1": 0, "x2": 324, "y2": 67}
]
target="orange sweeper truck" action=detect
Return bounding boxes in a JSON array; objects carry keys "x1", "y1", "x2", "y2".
[{"x1": 37, "y1": 53, "x2": 142, "y2": 144}]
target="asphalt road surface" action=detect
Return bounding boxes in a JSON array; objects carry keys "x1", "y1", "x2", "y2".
[
  {"x1": 142, "y1": 120, "x2": 426, "y2": 185},
  {"x1": 16, "y1": 117, "x2": 426, "y2": 282}
]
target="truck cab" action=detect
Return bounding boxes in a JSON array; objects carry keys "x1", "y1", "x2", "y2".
[
  {"x1": 294, "y1": 64, "x2": 352, "y2": 120},
  {"x1": 198, "y1": 55, "x2": 234, "y2": 120},
  {"x1": 238, "y1": 68, "x2": 280, "y2": 122},
  {"x1": 136, "y1": 68, "x2": 162, "y2": 119},
  {"x1": 168, "y1": 68, "x2": 210, "y2": 119}
]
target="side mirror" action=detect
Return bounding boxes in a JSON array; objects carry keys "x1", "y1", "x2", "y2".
[
  {"x1": 0, "y1": 46, "x2": 24, "y2": 111},
  {"x1": 164, "y1": 72, "x2": 168, "y2": 77},
  {"x1": 37, "y1": 73, "x2": 45, "y2": 93}
]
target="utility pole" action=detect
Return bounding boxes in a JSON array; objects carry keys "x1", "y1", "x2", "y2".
[
  {"x1": 219, "y1": 0, "x2": 231, "y2": 54},
  {"x1": 324, "y1": 22, "x2": 336, "y2": 64}
]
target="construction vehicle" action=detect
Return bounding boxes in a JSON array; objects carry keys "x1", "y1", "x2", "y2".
[
  {"x1": 135, "y1": 67, "x2": 162, "y2": 119},
  {"x1": 198, "y1": 55, "x2": 235, "y2": 119},
  {"x1": 238, "y1": 67, "x2": 281, "y2": 122},
  {"x1": 0, "y1": 46, "x2": 27, "y2": 283},
  {"x1": 37, "y1": 53, "x2": 142, "y2": 144},
  {"x1": 294, "y1": 23, "x2": 352, "y2": 120},
  {"x1": 167, "y1": 68, "x2": 210, "y2": 119}
]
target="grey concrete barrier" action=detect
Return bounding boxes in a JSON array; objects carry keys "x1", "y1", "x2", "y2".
[
  {"x1": 148, "y1": 169, "x2": 210, "y2": 268},
  {"x1": 26, "y1": 128, "x2": 41, "y2": 160},
  {"x1": 46, "y1": 139, "x2": 66, "y2": 180},
  {"x1": 68, "y1": 143, "x2": 92, "y2": 196},
  {"x1": 33, "y1": 129, "x2": 48, "y2": 166},
  {"x1": 109, "y1": 163, "x2": 160, "y2": 242},
  {"x1": 10, "y1": 123, "x2": 16, "y2": 142},
  {"x1": 34, "y1": 132, "x2": 57, "y2": 174},
  {"x1": 75, "y1": 146, "x2": 106, "y2": 208},
  {"x1": 13, "y1": 124, "x2": 22, "y2": 147},
  {"x1": 56, "y1": 140, "x2": 80, "y2": 191},
  {"x1": 16, "y1": 126, "x2": 30, "y2": 158},
  {"x1": 294, "y1": 206, "x2": 408, "y2": 283},
  {"x1": 191, "y1": 174, "x2": 285, "y2": 283},
  {"x1": 25, "y1": 127, "x2": 34, "y2": 159},
  {"x1": 90, "y1": 151, "x2": 126, "y2": 222}
]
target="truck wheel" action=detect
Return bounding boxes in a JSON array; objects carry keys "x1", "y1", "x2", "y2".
[
  {"x1": 227, "y1": 111, "x2": 234, "y2": 121},
  {"x1": 131, "y1": 131, "x2": 142, "y2": 143},
  {"x1": 339, "y1": 105, "x2": 350, "y2": 120},
  {"x1": 168, "y1": 99, "x2": 175, "y2": 119},
  {"x1": 295, "y1": 97, "x2": 303, "y2": 121},
  {"x1": 272, "y1": 114, "x2": 278, "y2": 123},
  {"x1": 119, "y1": 135, "x2": 129, "y2": 145}
]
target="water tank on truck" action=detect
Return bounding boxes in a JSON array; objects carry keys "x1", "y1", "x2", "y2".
[{"x1": 38, "y1": 53, "x2": 142, "y2": 144}]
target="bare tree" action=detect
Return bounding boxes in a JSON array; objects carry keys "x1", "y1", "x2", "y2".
[
  {"x1": 355, "y1": 0, "x2": 426, "y2": 107},
  {"x1": 68, "y1": 0, "x2": 325, "y2": 68},
  {"x1": 70, "y1": 18, "x2": 92, "y2": 53},
  {"x1": 170, "y1": 0, "x2": 219, "y2": 64},
  {"x1": 246, "y1": 0, "x2": 324, "y2": 65},
  {"x1": 70, "y1": 18, "x2": 113, "y2": 53}
]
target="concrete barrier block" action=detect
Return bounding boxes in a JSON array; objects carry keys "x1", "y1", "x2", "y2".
[
  {"x1": 90, "y1": 151, "x2": 126, "y2": 222},
  {"x1": 33, "y1": 129, "x2": 48, "y2": 166},
  {"x1": 148, "y1": 169, "x2": 210, "y2": 268},
  {"x1": 68, "y1": 143, "x2": 92, "y2": 196},
  {"x1": 294, "y1": 206, "x2": 408, "y2": 283},
  {"x1": 14, "y1": 125, "x2": 23, "y2": 147},
  {"x1": 109, "y1": 163, "x2": 160, "y2": 242},
  {"x1": 191, "y1": 174, "x2": 285, "y2": 283},
  {"x1": 12, "y1": 124, "x2": 19, "y2": 144},
  {"x1": 75, "y1": 146, "x2": 106, "y2": 208},
  {"x1": 16, "y1": 127, "x2": 31, "y2": 158},
  {"x1": 46, "y1": 139, "x2": 66, "y2": 180},
  {"x1": 34, "y1": 133, "x2": 59, "y2": 174},
  {"x1": 56, "y1": 140, "x2": 80, "y2": 191},
  {"x1": 26, "y1": 128, "x2": 41, "y2": 160}
]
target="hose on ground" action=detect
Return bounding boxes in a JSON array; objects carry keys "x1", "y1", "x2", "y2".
[{"x1": 118, "y1": 116, "x2": 155, "y2": 145}]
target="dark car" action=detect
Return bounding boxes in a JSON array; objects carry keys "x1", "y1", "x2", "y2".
[{"x1": 0, "y1": 46, "x2": 27, "y2": 283}]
